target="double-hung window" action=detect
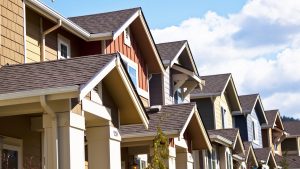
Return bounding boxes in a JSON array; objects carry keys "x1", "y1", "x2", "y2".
[
  {"x1": 58, "y1": 34, "x2": 71, "y2": 60},
  {"x1": 0, "y1": 137, "x2": 22, "y2": 169},
  {"x1": 226, "y1": 150, "x2": 233, "y2": 169}
]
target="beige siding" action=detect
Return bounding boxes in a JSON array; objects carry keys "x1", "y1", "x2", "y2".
[
  {"x1": 26, "y1": 7, "x2": 40, "y2": 63},
  {"x1": 214, "y1": 93, "x2": 233, "y2": 129},
  {"x1": 0, "y1": 0, "x2": 24, "y2": 67}
]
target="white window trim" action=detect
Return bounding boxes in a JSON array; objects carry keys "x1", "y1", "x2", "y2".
[
  {"x1": 124, "y1": 27, "x2": 131, "y2": 47},
  {"x1": 221, "y1": 106, "x2": 228, "y2": 129},
  {"x1": 57, "y1": 34, "x2": 71, "y2": 60},
  {"x1": 251, "y1": 117, "x2": 259, "y2": 144},
  {"x1": 0, "y1": 136, "x2": 23, "y2": 169},
  {"x1": 120, "y1": 54, "x2": 149, "y2": 99},
  {"x1": 225, "y1": 148, "x2": 233, "y2": 169}
]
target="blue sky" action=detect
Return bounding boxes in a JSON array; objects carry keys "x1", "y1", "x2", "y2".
[
  {"x1": 42, "y1": 0, "x2": 300, "y2": 119},
  {"x1": 42, "y1": 0, "x2": 247, "y2": 29}
]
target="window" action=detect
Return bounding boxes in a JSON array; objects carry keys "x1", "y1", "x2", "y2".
[
  {"x1": 0, "y1": 137, "x2": 22, "y2": 169},
  {"x1": 121, "y1": 55, "x2": 138, "y2": 88},
  {"x1": 58, "y1": 34, "x2": 71, "y2": 60},
  {"x1": 226, "y1": 150, "x2": 233, "y2": 169},
  {"x1": 207, "y1": 147, "x2": 218, "y2": 169},
  {"x1": 124, "y1": 27, "x2": 131, "y2": 46},
  {"x1": 221, "y1": 107, "x2": 227, "y2": 128},
  {"x1": 252, "y1": 118, "x2": 259, "y2": 143},
  {"x1": 174, "y1": 88, "x2": 183, "y2": 104}
]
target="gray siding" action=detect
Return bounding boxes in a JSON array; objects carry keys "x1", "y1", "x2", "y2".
[
  {"x1": 149, "y1": 74, "x2": 163, "y2": 106},
  {"x1": 247, "y1": 109, "x2": 263, "y2": 148},
  {"x1": 164, "y1": 68, "x2": 173, "y2": 105},
  {"x1": 192, "y1": 98, "x2": 215, "y2": 130}
]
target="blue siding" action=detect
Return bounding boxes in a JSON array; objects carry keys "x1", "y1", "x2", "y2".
[
  {"x1": 247, "y1": 109, "x2": 263, "y2": 148},
  {"x1": 234, "y1": 115, "x2": 248, "y2": 141}
]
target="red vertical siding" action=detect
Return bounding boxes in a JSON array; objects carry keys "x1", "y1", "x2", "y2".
[{"x1": 105, "y1": 32, "x2": 148, "y2": 91}]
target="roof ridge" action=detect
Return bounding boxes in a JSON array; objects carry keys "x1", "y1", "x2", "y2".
[
  {"x1": 200, "y1": 73, "x2": 232, "y2": 78},
  {"x1": 69, "y1": 7, "x2": 141, "y2": 19},
  {"x1": 239, "y1": 93, "x2": 259, "y2": 97},
  {"x1": 156, "y1": 40, "x2": 187, "y2": 45},
  {"x1": 265, "y1": 109, "x2": 279, "y2": 112},
  {"x1": 1, "y1": 53, "x2": 118, "y2": 68}
]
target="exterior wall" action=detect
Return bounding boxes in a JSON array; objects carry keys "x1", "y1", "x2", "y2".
[
  {"x1": 234, "y1": 115, "x2": 248, "y2": 141},
  {"x1": 247, "y1": 109, "x2": 263, "y2": 148},
  {"x1": 0, "y1": 115, "x2": 42, "y2": 168},
  {"x1": 281, "y1": 138, "x2": 298, "y2": 154},
  {"x1": 26, "y1": 7, "x2": 83, "y2": 63},
  {"x1": 214, "y1": 93, "x2": 233, "y2": 129},
  {"x1": 191, "y1": 98, "x2": 215, "y2": 130},
  {"x1": 0, "y1": 0, "x2": 24, "y2": 67},
  {"x1": 106, "y1": 31, "x2": 148, "y2": 92},
  {"x1": 164, "y1": 67, "x2": 173, "y2": 105},
  {"x1": 149, "y1": 73, "x2": 163, "y2": 106}
]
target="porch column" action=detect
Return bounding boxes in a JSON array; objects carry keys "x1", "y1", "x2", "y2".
[
  {"x1": 57, "y1": 112, "x2": 85, "y2": 169},
  {"x1": 168, "y1": 147, "x2": 176, "y2": 169},
  {"x1": 176, "y1": 152, "x2": 194, "y2": 169},
  {"x1": 86, "y1": 123, "x2": 122, "y2": 169},
  {"x1": 44, "y1": 112, "x2": 85, "y2": 169}
]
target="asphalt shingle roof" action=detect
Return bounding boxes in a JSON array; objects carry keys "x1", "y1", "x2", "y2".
[
  {"x1": 191, "y1": 73, "x2": 231, "y2": 96},
  {"x1": 283, "y1": 121, "x2": 300, "y2": 136},
  {"x1": 265, "y1": 110, "x2": 279, "y2": 126},
  {"x1": 208, "y1": 128, "x2": 239, "y2": 143},
  {"x1": 275, "y1": 155, "x2": 300, "y2": 168},
  {"x1": 0, "y1": 53, "x2": 117, "y2": 94},
  {"x1": 69, "y1": 8, "x2": 140, "y2": 34},
  {"x1": 156, "y1": 41, "x2": 187, "y2": 61},
  {"x1": 254, "y1": 148, "x2": 271, "y2": 162},
  {"x1": 239, "y1": 94, "x2": 259, "y2": 113},
  {"x1": 120, "y1": 103, "x2": 196, "y2": 136}
]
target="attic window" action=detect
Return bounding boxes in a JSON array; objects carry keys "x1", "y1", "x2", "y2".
[
  {"x1": 124, "y1": 27, "x2": 131, "y2": 47},
  {"x1": 58, "y1": 34, "x2": 71, "y2": 60}
]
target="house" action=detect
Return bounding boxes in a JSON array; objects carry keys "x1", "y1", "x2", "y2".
[
  {"x1": 190, "y1": 73, "x2": 242, "y2": 130},
  {"x1": 254, "y1": 148, "x2": 278, "y2": 169},
  {"x1": 153, "y1": 40, "x2": 204, "y2": 105},
  {"x1": 206, "y1": 129, "x2": 245, "y2": 169},
  {"x1": 242, "y1": 142, "x2": 259, "y2": 169},
  {"x1": 281, "y1": 121, "x2": 300, "y2": 156},
  {"x1": 234, "y1": 94, "x2": 268, "y2": 149},
  {"x1": 0, "y1": 53, "x2": 150, "y2": 169},
  {"x1": 120, "y1": 103, "x2": 212, "y2": 169},
  {"x1": 262, "y1": 110, "x2": 287, "y2": 156}
]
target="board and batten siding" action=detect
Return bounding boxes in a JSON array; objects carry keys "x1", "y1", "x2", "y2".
[
  {"x1": 247, "y1": 109, "x2": 263, "y2": 148},
  {"x1": 106, "y1": 32, "x2": 148, "y2": 92},
  {"x1": 214, "y1": 94, "x2": 233, "y2": 129},
  {"x1": 0, "y1": 0, "x2": 25, "y2": 67}
]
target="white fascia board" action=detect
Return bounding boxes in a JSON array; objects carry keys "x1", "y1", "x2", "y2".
[
  {"x1": 179, "y1": 107, "x2": 195, "y2": 138},
  {"x1": 79, "y1": 57, "x2": 117, "y2": 100},
  {"x1": 169, "y1": 43, "x2": 186, "y2": 67},
  {"x1": 82, "y1": 98, "x2": 111, "y2": 121},
  {"x1": 116, "y1": 62, "x2": 149, "y2": 129},
  {"x1": 112, "y1": 10, "x2": 140, "y2": 40},
  {"x1": 172, "y1": 64, "x2": 203, "y2": 83},
  {"x1": 185, "y1": 43, "x2": 200, "y2": 76},
  {"x1": 0, "y1": 86, "x2": 79, "y2": 102}
]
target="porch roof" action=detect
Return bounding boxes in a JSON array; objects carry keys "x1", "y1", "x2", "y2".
[
  {"x1": 283, "y1": 121, "x2": 300, "y2": 137},
  {"x1": 0, "y1": 54, "x2": 115, "y2": 95},
  {"x1": 263, "y1": 110, "x2": 284, "y2": 130},
  {"x1": 254, "y1": 147, "x2": 277, "y2": 167},
  {"x1": 275, "y1": 155, "x2": 300, "y2": 168},
  {"x1": 242, "y1": 141, "x2": 258, "y2": 166}
]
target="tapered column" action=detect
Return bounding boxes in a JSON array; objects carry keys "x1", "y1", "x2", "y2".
[
  {"x1": 86, "y1": 124, "x2": 122, "y2": 169},
  {"x1": 176, "y1": 152, "x2": 194, "y2": 169}
]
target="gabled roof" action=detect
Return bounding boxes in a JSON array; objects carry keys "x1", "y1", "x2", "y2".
[
  {"x1": 156, "y1": 40, "x2": 199, "y2": 75},
  {"x1": 276, "y1": 155, "x2": 300, "y2": 168},
  {"x1": 208, "y1": 128, "x2": 245, "y2": 154},
  {"x1": 0, "y1": 53, "x2": 148, "y2": 127},
  {"x1": 120, "y1": 103, "x2": 212, "y2": 151},
  {"x1": 283, "y1": 121, "x2": 300, "y2": 136},
  {"x1": 191, "y1": 73, "x2": 242, "y2": 112},
  {"x1": 263, "y1": 110, "x2": 284, "y2": 130},
  {"x1": 69, "y1": 8, "x2": 140, "y2": 35},
  {"x1": 242, "y1": 142, "x2": 258, "y2": 166},
  {"x1": 238, "y1": 94, "x2": 268, "y2": 124},
  {"x1": 254, "y1": 148, "x2": 277, "y2": 167}
]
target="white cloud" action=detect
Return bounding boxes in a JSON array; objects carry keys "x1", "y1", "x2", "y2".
[{"x1": 151, "y1": 0, "x2": 300, "y2": 118}]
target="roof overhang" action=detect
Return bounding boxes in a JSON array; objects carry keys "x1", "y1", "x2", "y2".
[
  {"x1": 221, "y1": 76, "x2": 242, "y2": 112},
  {"x1": 233, "y1": 131, "x2": 245, "y2": 154},
  {"x1": 209, "y1": 135, "x2": 232, "y2": 147},
  {"x1": 121, "y1": 130, "x2": 179, "y2": 143},
  {"x1": 0, "y1": 54, "x2": 149, "y2": 128},
  {"x1": 233, "y1": 154, "x2": 245, "y2": 162},
  {"x1": 247, "y1": 146, "x2": 259, "y2": 167}
]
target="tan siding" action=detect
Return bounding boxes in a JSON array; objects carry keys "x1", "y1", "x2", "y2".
[
  {"x1": 214, "y1": 93, "x2": 233, "y2": 129},
  {"x1": 0, "y1": 0, "x2": 24, "y2": 67}
]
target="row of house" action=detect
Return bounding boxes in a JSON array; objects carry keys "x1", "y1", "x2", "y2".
[{"x1": 0, "y1": 0, "x2": 299, "y2": 168}]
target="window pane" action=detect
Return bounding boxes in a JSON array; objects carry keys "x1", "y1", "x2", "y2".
[
  {"x1": 2, "y1": 149, "x2": 18, "y2": 169},
  {"x1": 60, "y1": 44, "x2": 68, "y2": 59},
  {"x1": 128, "y1": 66, "x2": 137, "y2": 87}
]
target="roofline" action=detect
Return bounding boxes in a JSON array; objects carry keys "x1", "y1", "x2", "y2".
[
  {"x1": 172, "y1": 64, "x2": 204, "y2": 84},
  {"x1": 190, "y1": 92, "x2": 221, "y2": 99},
  {"x1": 121, "y1": 130, "x2": 179, "y2": 141},
  {"x1": 221, "y1": 74, "x2": 242, "y2": 112},
  {"x1": 233, "y1": 130, "x2": 245, "y2": 154},
  {"x1": 232, "y1": 154, "x2": 245, "y2": 162},
  {"x1": 209, "y1": 135, "x2": 232, "y2": 146},
  {"x1": 247, "y1": 145, "x2": 259, "y2": 166}
]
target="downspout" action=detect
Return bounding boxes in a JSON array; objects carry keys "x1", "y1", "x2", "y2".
[
  {"x1": 40, "y1": 19, "x2": 62, "y2": 61},
  {"x1": 40, "y1": 95, "x2": 59, "y2": 169}
]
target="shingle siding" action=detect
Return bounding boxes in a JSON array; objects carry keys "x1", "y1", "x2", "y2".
[
  {"x1": 192, "y1": 98, "x2": 215, "y2": 130},
  {"x1": 247, "y1": 109, "x2": 263, "y2": 148}
]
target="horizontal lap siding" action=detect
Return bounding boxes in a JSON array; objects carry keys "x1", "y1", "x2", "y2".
[
  {"x1": 247, "y1": 109, "x2": 263, "y2": 148},
  {"x1": 0, "y1": 0, "x2": 24, "y2": 67},
  {"x1": 106, "y1": 32, "x2": 148, "y2": 92},
  {"x1": 214, "y1": 94, "x2": 233, "y2": 129},
  {"x1": 192, "y1": 98, "x2": 215, "y2": 130}
]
